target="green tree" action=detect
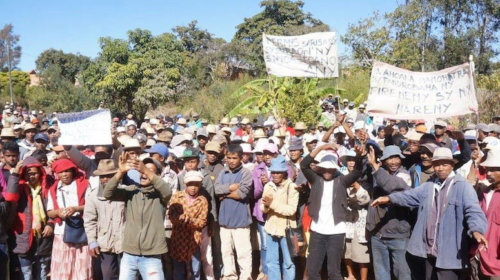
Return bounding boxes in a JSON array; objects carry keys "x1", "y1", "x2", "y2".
[
  {"x1": 232, "y1": 0, "x2": 330, "y2": 75},
  {"x1": 229, "y1": 77, "x2": 342, "y2": 125},
  {"x1": 35, "y1": 49, "x2": 91, "y2": 84},
  {"x1": 82, "y1": 29, "x2": 185, "y2": 119},
  {"x1": 0, "y1": 24, "x2": 22, "y2": 71},
  {"x1": 0, "y1": 70, "x2": 30, "y2": 99},
  {"x1": 27, "y1": 65, "x2": 94, "y2": 112}
]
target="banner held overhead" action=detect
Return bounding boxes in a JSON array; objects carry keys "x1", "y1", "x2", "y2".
[
  {"x1": 57, "y1": 109, "x2": 112, "y2": 145},
  {"x1": 262, "y1": 32, "x2": 338, "y2": 78},
  {"x1": 366, "y1": 61, "x2": 478, "y2": 119}
]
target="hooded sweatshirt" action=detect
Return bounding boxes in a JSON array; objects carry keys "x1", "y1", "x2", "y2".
[{"x1": 5, "y1": 157, "x2": 54, "y2": 255}]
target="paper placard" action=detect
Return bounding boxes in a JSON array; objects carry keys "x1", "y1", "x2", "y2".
[
  {"x1": 262, "y1": 32, "x2": 338, "y2": 78},
  {"x1": 366, "y1": 61, "x2": 478, "y2": 119},
  {"x1": 57, "y1": 109, "x2": 112, "y2": 145}
]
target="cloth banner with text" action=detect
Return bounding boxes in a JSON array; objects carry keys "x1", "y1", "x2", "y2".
[
  {"x1": 262, "y1": 32, "x2": 338, "y2": 78},
  {"x1": 366, "y1": 61, "x2": 478, "y2": 119},
  {"x1": 57, "y1": 109, "x2": 112, "y2": 145}
]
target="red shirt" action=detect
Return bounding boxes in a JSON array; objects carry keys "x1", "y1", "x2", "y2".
[{"x1": 479, "y1": 188, "x2": 500, "y2": 276}]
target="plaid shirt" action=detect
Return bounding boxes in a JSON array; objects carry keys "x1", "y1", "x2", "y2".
[{"x1": 168, "y1": 191, "x2": 208, "y2": 262}]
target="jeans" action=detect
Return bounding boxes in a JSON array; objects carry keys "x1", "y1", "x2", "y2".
[
  {"x1": 257, "y1": 221, "x2": 268, "y2": 275},
  {"x1": 173, "y1": 247, "x2": 201, "y2": 280},
  {"x1": 18, "y1": 254, "x2": 50, "y2": 280},
  {"x1": 306, "y1": 231, "x2": 345, "y2": 280},
  {"x1": 119, "y1": 253, "x2": 164, "y2": 280},
  {"x1": 266, "y1": 234, "x2": 295, "y2": 280},
  {"x1": 371, "y1": 235, "x2": 411, "y2": 280},
  {"x1": 0, "y1": 243, "x2": 8, "y2": 280}
]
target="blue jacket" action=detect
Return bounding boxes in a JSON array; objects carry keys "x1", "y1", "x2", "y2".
[{"x1": 389, "y1": 174, "x2": 487, "y2": 269}]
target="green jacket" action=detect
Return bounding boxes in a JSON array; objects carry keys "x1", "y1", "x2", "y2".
[{"x1": 104, "y1": 175, "x2": 172, "y2": 256}]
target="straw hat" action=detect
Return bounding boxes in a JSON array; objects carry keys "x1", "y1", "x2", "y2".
[
  {"x1": 294, "y1": 122, "x2": 307, "y2": 130},
  {"x1": 220, "y1": 117, "x2": 230, "y2": 125},
  {"x1": 481, "y1": 148, "x2": 500, "y2": 167},
  {"x1": 1, "y1": 128, "x2": 15, "y2": 138},
  {"x1": 253, "y1": 129, "x2": 266, "y2": 139}
]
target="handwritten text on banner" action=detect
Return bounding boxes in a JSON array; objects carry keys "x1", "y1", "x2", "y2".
[
  {"x1": 57, "y1": 109, "x2": 112, "y2": 145},
  {"x1": 366, "y1": 61, "x2": 478, "y2": 119},
  {"x1": 262, "y1": 32, "x2": 338, "y2": 78}
]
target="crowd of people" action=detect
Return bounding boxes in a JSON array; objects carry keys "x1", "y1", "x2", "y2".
[{"x1": 0, "y1": 97, "x2": 499, "y2": 280}]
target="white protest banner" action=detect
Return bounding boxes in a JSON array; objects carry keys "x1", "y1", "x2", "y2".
[
  {"x1": 57, "y1": 109, "x2": 112, "y2": 145},
  {"x1": 262, "y1": 32, "x2": 338, "y2": 78},
  {"x1": 366, "y1": 61, "x2": 478, "y2": 119}
]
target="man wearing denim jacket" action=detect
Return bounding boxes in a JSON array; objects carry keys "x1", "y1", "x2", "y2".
[{"x1": 372, "y1": 147, "x2": 488, "y2": 280}]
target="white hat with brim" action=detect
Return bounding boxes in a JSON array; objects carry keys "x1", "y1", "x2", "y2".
[
  {"x1": 481, "y1": 148, "x2": 500, "y2": 167},
  {"x1": 484, "y1": 136, "x2": 500, "y2": 150},
  {"x1": 316, "y1": 154, "x2": 340, "y2": 170},
  {"x1": 123, "y1": 139, "x2": 141, "y2": 150},
  {"x1": 432, "y1": 147, "x2": 458, "y2": 164}
]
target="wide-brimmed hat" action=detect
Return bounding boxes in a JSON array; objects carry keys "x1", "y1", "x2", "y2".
[
  {"x1": 483, "y1": 136, "x2": 500, "y2": 150},
  {"x1": 240, "y1": 118, "x2": 250, "y2": 125},
  {"x1": 481, "y1": 148, "x2": 500, "y2": 167},
  {"x1": 253, "y1": 129, "x2": 266, "y2": 139},
  {"x1": 294, "y1": 122, "x2": 307, "y2": 130},
  {"x1": 434, "y1": 120, "x2": 447, "y2": 127},
  {"x1": 229, "y1": 118, "x2": 239, "y2": 125},
  {"x1": 220, "y1": 117, "x2": 230, "y2": 125},
  {"x1": 93, "y1": 159, "x2": 118, "y2": 176},
  {"x1": 252, "y1": 138, "x2": 269, "y2": 153},
  {"x1": 268, "y1": 155, "x2": 288, "y2": 172},
  {"x1": 123, "y1": 139, "x2": 141, "y2": 150},
  {"x1": 1, "y1": 128, "x2": 15, "y2": 138},
  {"x1": 432, "y1": 147, "x2": 458, "y2": 163},
  {"x1": 477, "y1": 123, "x2": 491, "y2": 133},
  {"x1": 157, "y1": 131, "x2": 172, "y2": 143},
  {"x1": 316, "y1": 154, "x2": 340, "y2": 170},
  {"x1": 380, "y1": 145, "x2": 405, "y2": 161},
  {"x1": 273, "y1": 128, "x2": 286, "y2": 138},
  {"x1": 197, "y1": 128, "x2": 208, "y2": 138},
  {"x1": 23, "y1": 123, "x2": 36, "y2": 133},
  {"x1": 212, "y1": 134, "x2": 227, "y2": 145},
  {"x1": 405, "y1": 130, "x2": 423, "y2": 141},
  {"x1": 464, "y1": 130, "x2": 477, "y2": 141},
  {"x1": 177, "y1": 118, "x2": 187, "y2": 125}
]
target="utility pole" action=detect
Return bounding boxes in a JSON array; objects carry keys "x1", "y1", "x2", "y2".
[{"x1": 6, "y1": 37, "x2": 14, "y2": 106}]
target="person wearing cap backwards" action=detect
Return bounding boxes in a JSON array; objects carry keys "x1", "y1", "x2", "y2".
[
  {"x1": 476, "y1": 148, "x2": 500, "y2": 279},
  {"x1": 83, "y1": 159, "x2": 125, "y2": 280},
  {"x1": 4, "y1": 156, "x2": 54, "y2": 280},
  {"x1": 300, "y1": 143, "x2": 364, "y2": 280},
  {"x1": 214, "y1": 144, "x2": 254, "y2": 280},
  {"x1": 252, "y1": 143, "x2": 294, "y2": 280},
  {"x1": 178, "y1": 147, "x2": 218, "y2": 280},
  {"x1": 372, "y1": 147, "x2": 488, "y2": 280},
  {"x1": 169, "y1": 170, "x2": 208, "y2": 280},
  {"x1": 260, "y1": 155, "x2": 299, "y2": 280},
  {"x1": 19, "y1": 123, "x2": 37, "y2": 160},
  {"x1": 104, "y1": 152, "x2": 172, "y2": 280},
  {"x1": 45, "y1": 159, "x2": 92, "y2": 279}
]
